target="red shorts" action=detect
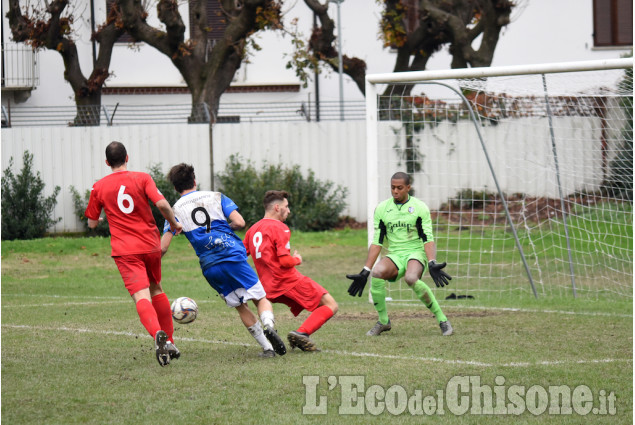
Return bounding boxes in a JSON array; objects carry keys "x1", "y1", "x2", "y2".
[
  {"x1": 269, "y1": 276, "x2": 328, "y2": 317},
  {"x1": 113, "y1": 252, "x2": 162, "y2": 296}
]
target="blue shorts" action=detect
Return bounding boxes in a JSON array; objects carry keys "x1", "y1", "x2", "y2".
[{"x1": 202, "y1": 261, "x2": 259, "y2": 297}]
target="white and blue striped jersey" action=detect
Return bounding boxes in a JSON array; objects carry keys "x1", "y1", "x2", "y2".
[{"x1": 164, "y1": 191, "x2": 247, "y2": 270}]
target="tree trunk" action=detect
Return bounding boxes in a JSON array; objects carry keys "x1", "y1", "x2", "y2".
[
  {"x1": 118, "y1": 0, "x2": 279, "y2": 124},
  {"x1": 74, "y1": 93, "x2": 102, "y2": 126},
  {"x1": 7, "y1": 0, "x2": 123, "y2": 126}
]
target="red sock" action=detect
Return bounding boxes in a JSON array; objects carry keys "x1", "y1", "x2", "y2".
[
  {"x1": 152, "y1": 292, "x2": 174, "y2": 343},
  {"x1": 136, "y1": 299, "x2": 161, "y2": 337},
  {"x1": 298, "y1": 305, "x2": 334, "y2": 335}
]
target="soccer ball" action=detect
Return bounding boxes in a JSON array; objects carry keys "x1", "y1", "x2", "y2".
[{"x1": 171, "y1": 297, "x2": 198, "y2": 324}]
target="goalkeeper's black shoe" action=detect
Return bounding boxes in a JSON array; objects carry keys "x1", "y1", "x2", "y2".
[
  {"x1": 264, "y1": 326, "x2": 287, "y2": 356},
  {"x1": 439, "y1": 320, "x2": 453, "y2": 336},
  {"x1": 287, "y1": 331, "x2": 320, "y2": 352},
  {"x1": 366, "y1": 320, "x2": 391, "y2": 336},
  {"x1": 154, "y1": 330, "x2": 170, "y2": 366},
  {"x1": 166, "y1": 341, "x2": 181, "y2": 360}
]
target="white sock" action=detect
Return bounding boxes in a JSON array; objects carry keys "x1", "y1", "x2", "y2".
[
  {"x1": 260, "y1": 310, "x2": 275, "y2": 330},
  {"x1": 247, "y1": 322, "x2": 273, "y2": 351}
]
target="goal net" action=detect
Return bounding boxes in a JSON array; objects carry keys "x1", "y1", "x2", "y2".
[{"x1": 365, "y1": 58, "x2": 633, "y2": 301}]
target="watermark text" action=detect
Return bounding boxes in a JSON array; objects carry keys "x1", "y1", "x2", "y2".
[{"x1": 302, "y1": 375, "x2": 617, "y2": 416}]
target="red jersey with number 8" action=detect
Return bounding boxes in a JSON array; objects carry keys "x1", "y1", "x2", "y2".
[
  {"x1": 85, "y1": 171, "x2": 165, "y2": 256},
  {"x1": 244, "y1": 218, "x2": 302, "y2": 298}
]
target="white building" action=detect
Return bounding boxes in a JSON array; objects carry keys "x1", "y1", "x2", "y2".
[{"x1": 1, "y1": 0, "x2": 632, "y2": 113}]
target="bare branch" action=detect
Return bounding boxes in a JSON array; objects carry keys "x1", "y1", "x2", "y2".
[{"x1": 303, "y1": 0, "x2": 366, "y2": 94}]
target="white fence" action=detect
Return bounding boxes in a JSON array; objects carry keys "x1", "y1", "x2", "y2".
[
  {"x1": 1, "y1": 117, "x2": 610, "y2": 233},
  {"x1": 1, "y1": 121, "x2": 367, "y2": 233}
]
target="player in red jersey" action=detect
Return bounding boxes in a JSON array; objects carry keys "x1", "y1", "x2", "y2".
[
  {"x1": 244, "y1": 190, "x2": 338, "y2": 352},
  {"x1": 85, "y1": 141, "x2": 183, "y2": 366}
]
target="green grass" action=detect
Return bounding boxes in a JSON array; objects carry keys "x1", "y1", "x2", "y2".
[{"x1": 2, "y1": 229, "x2": 633, "y2": 424}]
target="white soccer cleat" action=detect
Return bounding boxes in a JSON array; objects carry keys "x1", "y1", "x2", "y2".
[
  {"x1": 366, "y1": 320, "x2": 392, "y2": 336},
  {"x1": 155, "y1": 330, "x2": 170, "y2": 366},
  {"x1": 439, "y1": 320, "x2": 453, "y2": 336},
  {"x1": 166, "y1": 341, "x2": 181, "y2": 360}
]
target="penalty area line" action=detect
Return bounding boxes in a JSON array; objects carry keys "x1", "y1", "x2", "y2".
[{"x1": 3, "y1": 324, "x2": 631, "y2": 368}]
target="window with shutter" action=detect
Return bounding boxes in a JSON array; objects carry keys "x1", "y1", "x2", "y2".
[{"x1": 593, "y1": 0, "x2": 633, "y2": 47}]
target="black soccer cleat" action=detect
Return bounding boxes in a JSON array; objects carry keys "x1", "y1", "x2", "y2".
[
  {"x1": 155, "y1": 330, "x2": 170, "y2": 366},
  {"x1": 287, "y1": 331, "x2": 320, "y2": 352},
  {"x1": 264, "y1": 326, "x2": 287, "y2": 356}
]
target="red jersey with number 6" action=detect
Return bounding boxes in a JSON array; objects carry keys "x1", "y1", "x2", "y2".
[
  {"x1": 85, "y1": 171, "x2": 164, "y2": 256},
  {"x1": 244, "y1": 218, "x2": 302, "y2": 298}
]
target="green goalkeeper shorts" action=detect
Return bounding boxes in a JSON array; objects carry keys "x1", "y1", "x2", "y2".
[{"x1": 385, "y1": 250, "x2": 428, "y2": 282}]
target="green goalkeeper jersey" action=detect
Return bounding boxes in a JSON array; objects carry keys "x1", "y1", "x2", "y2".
[{"x1": 372, "y1": 195, "x2": 434, "y2": 255}]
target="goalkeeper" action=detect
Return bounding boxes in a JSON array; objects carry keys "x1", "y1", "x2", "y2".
[{"x1": 347, "y1": 172, "x2": 453, "y2": 336}]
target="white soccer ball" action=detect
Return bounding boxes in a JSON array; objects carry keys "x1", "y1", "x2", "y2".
[{"x1": 171, "y1": 297, "x2": 198, "y2": 324}]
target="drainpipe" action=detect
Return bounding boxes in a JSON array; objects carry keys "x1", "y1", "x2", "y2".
[{"x1": 90, "y1": 0, "x2": 97, "y2": 66}]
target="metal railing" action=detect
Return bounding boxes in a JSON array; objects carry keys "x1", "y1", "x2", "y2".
[
  {"x1": 1, "y1": 42, "x2": 40, "y2": 90},
  {"x1": 0, "y1": 100, "x2": 367, "y2": 127}
]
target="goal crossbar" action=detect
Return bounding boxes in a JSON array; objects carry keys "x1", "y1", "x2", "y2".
[{"x1": 366, "y1": 58, "x2": 633, "y2": 84}]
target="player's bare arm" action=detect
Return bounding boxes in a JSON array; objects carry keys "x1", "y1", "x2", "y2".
[
  {"x1": 424, "y1": 241, "x2": 436, "y2": 263},
  {"x1": 87, "y1": 217, "x2": 104, "y2": 229},
  {"x1": 155, "y1": 199, "x2": 182, "y2": 235},
  {"x1": 228, "y1": 210, "x2": 246, "y2": 230},
  {"x1": 292, "y1": 250, "x2": 302, "y2": 265},
  {"x1": 160, "y1": 231, "x2": 173, "y2": 257},
  {"x1": 279, "y1": 250, "x2": 302, "y2": 268},
  {"x1": 364, "y1": 244, "x2": 383, "y2": 270}
]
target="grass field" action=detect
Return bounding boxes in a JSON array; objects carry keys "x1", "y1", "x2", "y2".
[{"x1": 2, "y1": 228, "x2": 632, "y2": 424}]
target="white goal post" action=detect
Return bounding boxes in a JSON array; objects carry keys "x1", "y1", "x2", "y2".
[{"x1": 365, "y1": 58, "x2": 633, "y2": 301}]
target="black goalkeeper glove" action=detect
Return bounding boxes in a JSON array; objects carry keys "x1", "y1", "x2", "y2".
[
  {"x1": 346, "y1": 267, "x2": 371, "y2": 297},
  {"x1": 428, "y1": 260, "x2": 452, "y2": 288}
]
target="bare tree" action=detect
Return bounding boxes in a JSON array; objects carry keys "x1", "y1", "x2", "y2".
[
  {"x1": 116, "y1": 0, "x2": 283, "y2": 123},
  {"x1": 298, "y1": 0, "x2": 513, "y2": 97},
  {"x1": 297, "y1": 0, "x2": 513, "y2": 175},
  {"x1": 302, "y1": 0, "x2": 366, "y2": 94},
  {"x1": 6, "y1": 0, "x2": 125, "y2": 125}
]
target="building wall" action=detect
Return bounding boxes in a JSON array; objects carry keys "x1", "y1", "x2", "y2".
[{"x1": 2, "y1": 0, "x2": 631, "y2": 109}]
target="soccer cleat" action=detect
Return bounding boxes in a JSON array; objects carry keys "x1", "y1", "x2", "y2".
[
  {"x1": 259, "y1": 349, "x2": 275, "y2": 358},
  {"x1": 287, "y1": 331, "x2": 320, "y2": 352},
  {"x1": 155, "y1": 330, "x2": 170, "y2": 366},
  {"x1": 166, "y1": 341, "x2": 181, "y2": 360},
  {"x1": 263, "y1": 326, "x2": 287, "y2": 356},
  {"x1": 440, "y1": 320, "x2": 453, "y2": 336},
  {"x1": 366, "y1": 320, "x2": 392, "y2": 336}
]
